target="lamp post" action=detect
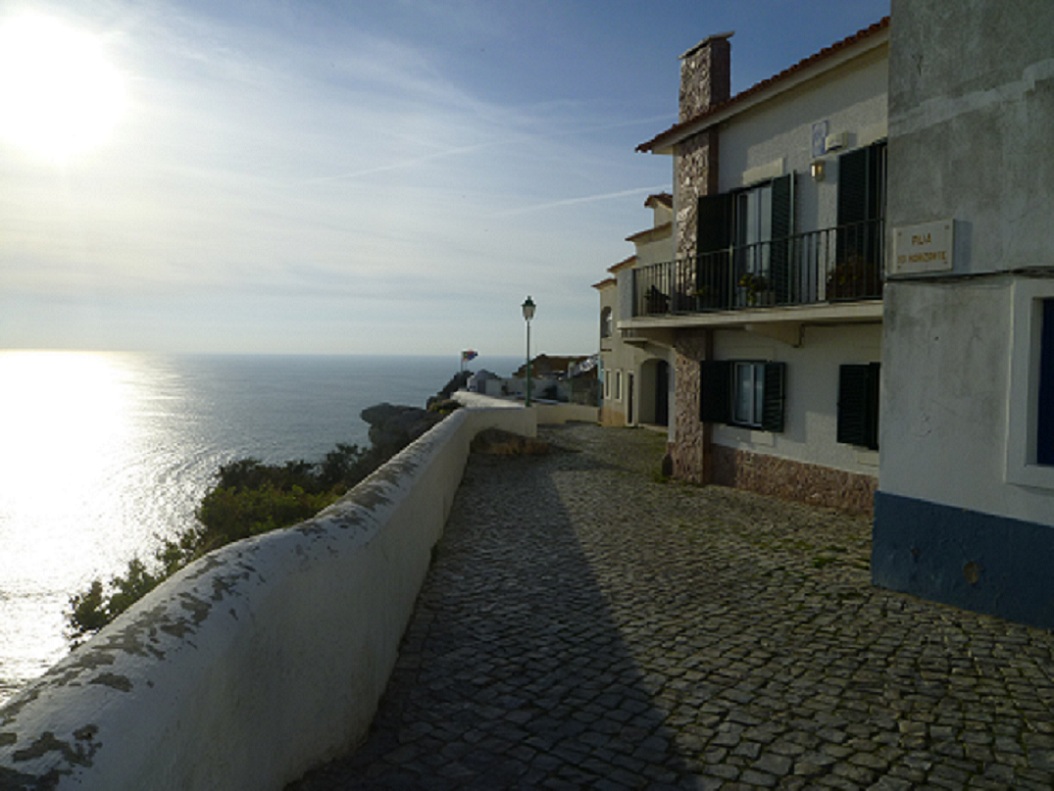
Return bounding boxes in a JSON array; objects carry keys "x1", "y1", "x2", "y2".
[{"x1": 521, "y1": 296, "x2": 536, "y2": 406}]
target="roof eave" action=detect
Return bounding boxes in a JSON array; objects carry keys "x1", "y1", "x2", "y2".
[{"x1": 638, "y1": 18, "x2": 889, "y2": 155}]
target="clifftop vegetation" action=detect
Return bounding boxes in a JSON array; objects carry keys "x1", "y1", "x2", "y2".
[{"x1": 68, "y1": 398, "x2": 461, "y2": 643}]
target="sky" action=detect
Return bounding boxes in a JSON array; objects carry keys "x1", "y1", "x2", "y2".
[{"x1": 0, "y1": 0, "x2": 889, "y2": 357}]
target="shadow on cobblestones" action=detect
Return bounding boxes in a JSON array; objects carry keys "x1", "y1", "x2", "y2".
[
  {"x1": 292, "y1": 429, "x2": 690, "y2": 789},
  {"x1": 292, "y1": 424, "x2": 1054, "y2": 790}
]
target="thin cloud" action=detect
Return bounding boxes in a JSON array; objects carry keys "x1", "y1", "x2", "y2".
[{"x1": 489, "y1": 184, "x2": 671, "y2": 218}]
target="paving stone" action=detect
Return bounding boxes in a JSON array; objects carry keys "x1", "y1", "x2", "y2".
[{"x1": 286, "y1": 424, "x2": 1054, "y2": 791}]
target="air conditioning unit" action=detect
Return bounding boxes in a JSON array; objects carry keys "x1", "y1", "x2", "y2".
[{"x1": 824, "y1": 131, "x2": 848, "y2": 151}]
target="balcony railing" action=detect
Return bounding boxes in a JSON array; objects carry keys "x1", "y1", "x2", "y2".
[{"x1": 632, "y1": 219, "x2": 884, "y2": 317}]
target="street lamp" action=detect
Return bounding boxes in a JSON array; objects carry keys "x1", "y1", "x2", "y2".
[{"x1": 521, "y1": 296, "x2": 536, "y2": 406}]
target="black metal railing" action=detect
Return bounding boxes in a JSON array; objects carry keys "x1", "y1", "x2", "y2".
[{"x1": 633, "y1": 219, "x2": 884, "y2": 317}]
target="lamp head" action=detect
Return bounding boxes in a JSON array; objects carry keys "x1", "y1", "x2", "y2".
[{"x1": 521, "y1": 295, "x2": 536, "y2": 321}]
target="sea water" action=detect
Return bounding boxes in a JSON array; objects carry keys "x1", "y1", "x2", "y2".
[{"x1": 0, "y1": 350, "x2": 520, "y2": 705}]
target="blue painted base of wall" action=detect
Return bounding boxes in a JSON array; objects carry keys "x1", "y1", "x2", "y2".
[{"x1": 873, "y1": 491, "x2": 1054, "y2": 630}]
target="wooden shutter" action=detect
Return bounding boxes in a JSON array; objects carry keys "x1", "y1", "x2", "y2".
[
  {"x1": 699, "y1": 360, "x2": 730, "y2": 423},
  {"x1": 697, "y1": 193, "x2": 732, "y2": 253},
  {"x1": 837, "y1": 148, "x2": 869, "y2": 228},
  {"x1": 769, "y1": 174, "x2": 794, "y2": 302},
  {"x1": 837, "y1": 363, "x2": 880, "y2": 449},
  {"x1": 837, "y1": 142, "x2": 887, "y2": 273},
  {"x1": 697, "y1": 193, "x2": 733, "y2": 309},
  {"x1": 760, "y1": 362, "x2": 786, "y2": 433}
]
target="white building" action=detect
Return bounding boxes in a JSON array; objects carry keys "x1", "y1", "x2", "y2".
[
  {"x1": 595, "y1": 193, "x2": 675, "y2": 428},
  {"x1": 633, "y1": 19, "x2": 889, "y2": 514},
  {"x1": 873, "y1": 1, "x2": 1054, "y2": 627}
]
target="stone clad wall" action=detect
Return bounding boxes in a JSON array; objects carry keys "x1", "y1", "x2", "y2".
[
  {"x1": 0, "y1": 405, "x2": 535, "y2": 790},
  {"x1": 670, "y1": 330, "x2": 708, "y2": 483},
  {"x1": 667, "y1": 36, "x2": 728, "y2": 485},
  {"x1": 713, "y1": 446, "x2": 877, "y2": 515},
  {"x1": 679, "y1": 35, "x2": 731, "y2": 122},
  {"x1": 670, "y1": 133, "x2": 716, "y2": 483},
  {"x1": 674, "y1": 131, "x2": 718, "y2": 261}
]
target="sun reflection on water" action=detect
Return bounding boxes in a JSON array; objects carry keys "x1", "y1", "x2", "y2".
[{"x1": 0, "y1": 351, "x2": 173, "y2": 701}]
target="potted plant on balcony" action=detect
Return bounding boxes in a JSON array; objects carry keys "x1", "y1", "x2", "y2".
[
  {"x1": 737, "y1": 272, "x2": 773, "y2": 307},
  {"x1": 826, "y1": 254, "x2": 879, "y2": 301}
]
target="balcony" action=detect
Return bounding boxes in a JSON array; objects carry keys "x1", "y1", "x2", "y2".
[{"x1": 632, "y1": 219, "x2": 883, "y2": 318}]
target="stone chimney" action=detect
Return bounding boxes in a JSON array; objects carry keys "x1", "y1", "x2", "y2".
[{"x1": 679, "y1": 32, "x2": 733, "y2": 122}]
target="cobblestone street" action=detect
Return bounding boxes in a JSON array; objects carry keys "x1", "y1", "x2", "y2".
[{"x1": 292, "y1": 423, "x2": 1054, "y2": 789}]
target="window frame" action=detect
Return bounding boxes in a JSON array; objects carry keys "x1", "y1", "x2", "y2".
[
  {"x1": 700, "y1": 359, "x2": 785, "y2": 432},
  {"x1": 696, "y1": 173, "x2": 794, "y2": 308},
  {"x1": 1006, "y1": 280, "x2": 1054, "y2": 488}
]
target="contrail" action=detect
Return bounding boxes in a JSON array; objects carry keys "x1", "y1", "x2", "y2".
[
  {"x1": 304, "y1": 114, "x2": 675, "y2": 185},
  {"x1": 489, "y1": 184, "x2": 671, "y2": 217}
]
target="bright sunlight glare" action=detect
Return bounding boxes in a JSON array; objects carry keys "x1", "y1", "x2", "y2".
[{"x1": 0, "y1": 14, "x2": 126, "y2": 163}]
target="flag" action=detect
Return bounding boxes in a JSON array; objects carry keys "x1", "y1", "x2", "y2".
[{"x1": 461, "y1": 349, "x2": 478, "y2": 362}]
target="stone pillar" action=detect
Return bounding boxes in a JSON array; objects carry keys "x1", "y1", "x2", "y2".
[
  {"x1": 667, "y1": 33, "x2": 729, "y2": 484},
  {"x1": 670, "y1": 329, "x2": 711, "y2": 483},
  {"x1": 674, "y1": 131, "x2": 719, "y2": 261}
]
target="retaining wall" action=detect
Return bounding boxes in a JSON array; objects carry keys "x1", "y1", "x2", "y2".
[
  {"x1": 0, "y1": 405, "x2": 534, "y2": 790},
  {"x1": 454, "y1": 391, "x2": 598, "y2": 425}
]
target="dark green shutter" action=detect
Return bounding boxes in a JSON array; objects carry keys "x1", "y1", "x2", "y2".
[
  {"x1": 699, "y1": 360, "x2": 730, "y2": 423},
  {"x1": 836, "y1": 141, "x2": 886, "y2": 282},
  {"x1": 761, "y1": 362, "x2": 786, "y2": 432},
  {"x1": 837, "y1": 147, "x2": 869, "y2": 228},
  {"x1": 837, "y1": 363, "x2": 880, "y2": 449},
  {"x1": 697, "y1": 193, "x2": 733, "y2": 309},
  {"x1": 697, "y1": 193, "x2": 732, "y2": 253},
  {"x1": 769, "y1": 174, "x2": 794, "y2": 303}
]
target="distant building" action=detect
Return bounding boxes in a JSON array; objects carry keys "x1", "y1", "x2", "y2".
[
  {"x1": 872, "y1": 0, "x2": 1054, "y2": 628},
  {"x1": 634, "y1": 19, "x2": 889, "y2": 514},
  {"x1": 594, "y1": 193, "x2": 675, "y2": 428},
  {"x1": 509, "y1": 354, "x2": 598, "y2": 405}
]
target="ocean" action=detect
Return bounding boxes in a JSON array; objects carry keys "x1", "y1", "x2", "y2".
[{"x1": 0, "y1": 350, "x2": 521, "y2": 706}]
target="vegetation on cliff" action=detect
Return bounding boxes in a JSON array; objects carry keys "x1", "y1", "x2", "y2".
[{"x1": 67, "y1": 398, "x2": 461, "y2": 644}]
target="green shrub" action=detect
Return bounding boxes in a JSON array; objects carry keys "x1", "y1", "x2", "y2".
[{"x1": 67, "y1": 441, "x2": 376, "y2": 645}]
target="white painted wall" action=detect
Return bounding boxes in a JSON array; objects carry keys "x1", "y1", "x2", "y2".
[
  {"x1": 0, "y1": 405, "x2": 535, "y2": 790},
  {"x1": 882, "y1": 277, "x2": 1054, "y2": 527},
  {"x1": 603, "y1": 200, "x2": 676, "y2": 427},
  {"x1": 712, "y1": 322, "x2": 882, "y2": 476},
  {"x1": 456, "y1": 391, "x2": 597, "y2": 426},
  {"x1": 880, "y1": 0, "x2": 1054, "y2": 528},
  {"x1": 717, "y1": 44, "x2": 888, "y2": 233}
]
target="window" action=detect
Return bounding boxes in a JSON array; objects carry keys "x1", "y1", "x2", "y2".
[
  {"x1": 614, "y1": 370, "x2": 622, "y2": 401},
  {"x1": 735, "y1": 182, "x2": 773, "y2": 282},
  {"x1": 699, "y1": 360, "x2": 785, "y2": 431},
  {"x1": 697, "y1": 174, "x2": 794, "y2": 307},
  {"x1": 600, "y1": 307, "x2": 613, "y2": 338},
  {"x1": 832, "y1": 141, "x2": 886, "y2": 300},
  {"x1": 837, "y1": 363, "x2": 880, "y2": 450},
  {"x1": 1006, "y1": 282, "x2": 1054, "y2": 488},
  {"x1": 733, "y1": 362, "x2": 766, "y2": 426},
  {"x1": 1039, "y1": 299, "x2": 1054, "y2": 465}
]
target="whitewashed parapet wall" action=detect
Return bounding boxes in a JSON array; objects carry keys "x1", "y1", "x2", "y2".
[{"x1": 0, "y1": 405, "x2": 534, "y2": 790}]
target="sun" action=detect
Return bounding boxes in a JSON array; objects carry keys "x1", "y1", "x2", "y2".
[{"x1": 0, "y1": 14, "x2": 126, "y2": 163}]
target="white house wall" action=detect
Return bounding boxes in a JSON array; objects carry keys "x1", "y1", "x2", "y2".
[
  {"x1": 874, "y1": 0, "x2": 1054, "y2": 628},
  {"x1": 717, "y1": 45, "x2": 888, "y2": 232},
  {"x1": 712, "y1": 323, "x2": 881, "y2": 478}
]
